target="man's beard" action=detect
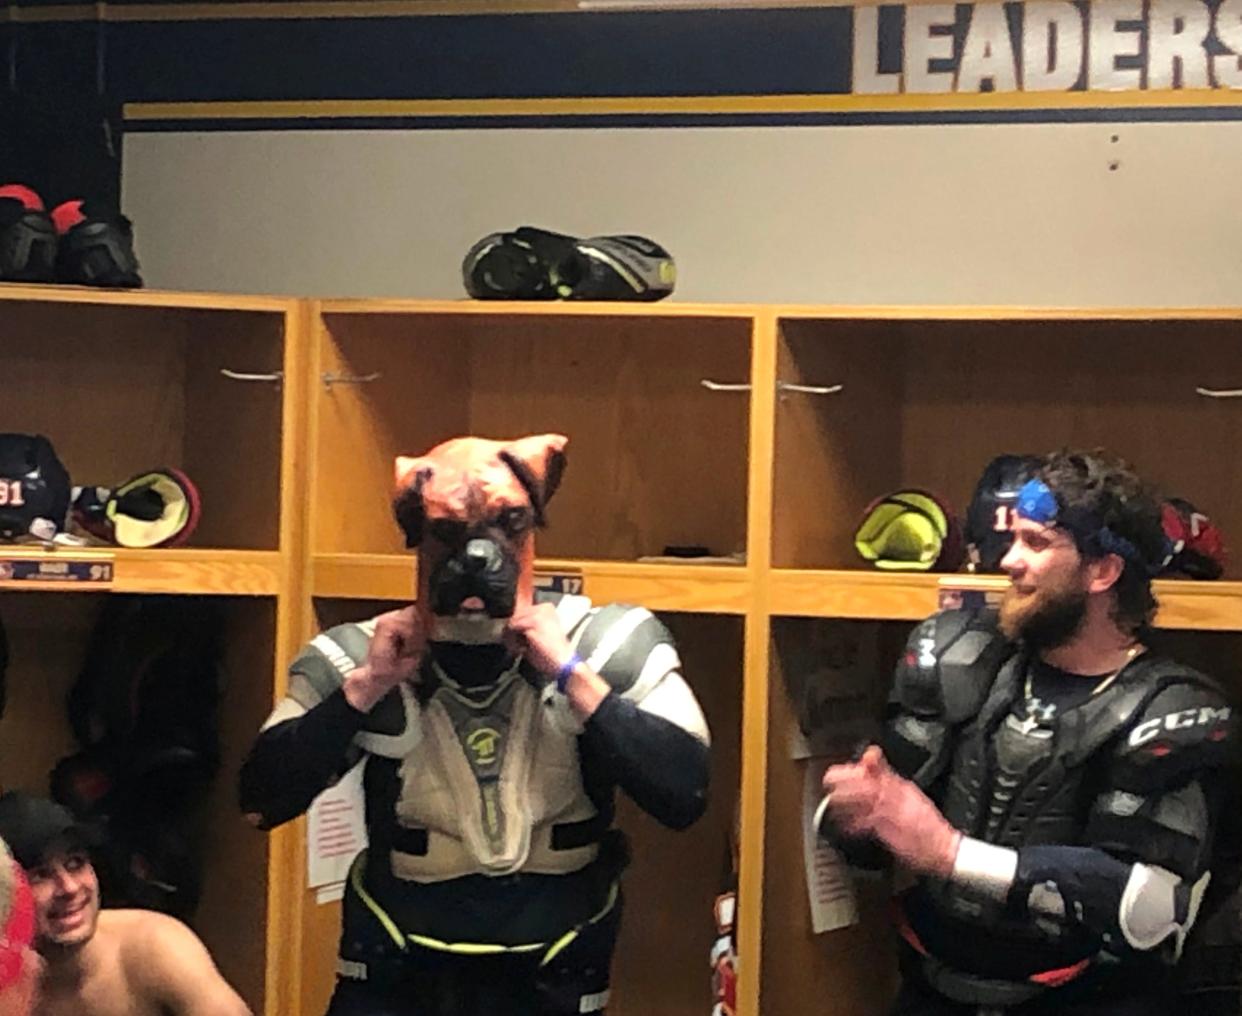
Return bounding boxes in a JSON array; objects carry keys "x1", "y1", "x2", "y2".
[{"x1": 998, "y1": 575, "x2": 1088, "y2": 649}]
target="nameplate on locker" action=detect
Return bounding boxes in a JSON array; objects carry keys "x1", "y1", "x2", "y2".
[
  {"x1": 534, "y1": 571, "x2": 586, "y2": 597},
  {"x1": 0, "y1": 557, "x2": 115, "y2": 586},
  {"x1": 936, "y1": 576, "x2": 1005, "y2": 614}
]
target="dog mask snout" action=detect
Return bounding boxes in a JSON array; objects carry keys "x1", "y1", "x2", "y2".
[{"x1": 464, "y1": 539, "x2": 503, "y2": 575}]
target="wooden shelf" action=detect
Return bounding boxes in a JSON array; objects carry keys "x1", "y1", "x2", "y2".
[
  {"x1": 318, "y1": 297, "x2": 763, "y2": 318},
  {"x1": 770, "y1": 569, "x2": 1242, "y2": 631},
  {"x1": 0, "y1": 547, "x2": 282, "y2": 596},
  {"x1": 770, "y1": 569, "x2": 945, "y2": 621},
  {"x1": 773, "y1": 304, "x2": 1242, "y2": 321},
  {"x1": 312, "y1": 553, "x2": 752, "y2": 613},
  {"x1": 0, "y1": 281, "x2": 291, "y2": 313},
  {"x1": 1149, "y1": 579, "x2": 1242, "y2": 631}
]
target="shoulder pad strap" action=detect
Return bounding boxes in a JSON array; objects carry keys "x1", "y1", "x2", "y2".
[
  {"x1": 289, "y1": 621, "x2": 372, "y2": 705},
  {"x1": 893, "y1": 610, "x2": 1011, "y2": 724},
  {"x1": 573, "y1": 603, "x2": 676, "y2": 695}
]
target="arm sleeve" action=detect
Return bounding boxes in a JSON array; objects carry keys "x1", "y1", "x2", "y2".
[
  {"x1": 581, "y1": 689, "x2": 709, "y2": 830},
  {"x1": 238, "y1": 689, "x2": 369, "y2": 830},
  {"x1": 573, "y1": 603, "x2": 711, "y2": 831},
  {"x1": 238, "y1": 624, "x2": 375, "y2": 830}
]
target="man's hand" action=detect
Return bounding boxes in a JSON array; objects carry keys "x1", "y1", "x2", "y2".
[
  {"x1": 821, "y1": 745, "x2": 961, "y2": 877},
  {"x1": 505, "y1": 603, "x2": 609, "y2": 719},
  {"x1": 504, "y1": 602, "x2": 574, "y2": 678},
  {"x1": 343, "y1": 606, "x2": 425, "y2": 713}
]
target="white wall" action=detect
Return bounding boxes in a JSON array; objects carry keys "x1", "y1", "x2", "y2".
[{"x1": 122, "y1": 122, "x2": 1242, "y2": 305}]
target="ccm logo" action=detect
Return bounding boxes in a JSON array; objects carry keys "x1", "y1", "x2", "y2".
[{"x1": 1129, "y1": 706, "x2": 1232, "y2": 748}]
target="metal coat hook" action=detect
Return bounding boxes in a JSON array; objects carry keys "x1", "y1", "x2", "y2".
[
  {"x1": 701, "y1": 379, "x2": 846, "y2": 396},
  {"x1": 220, "y1": 368, "x2": 284, "y2": 387},
  {"x1": 322, "y1": 371, "x2": 382, "y2": 391},
  {"x1": 777, "y1": 381, "x2": 844, "y2": 396},
  {"x1": 1195, "y1": 386, "x2": 1242, "y2": 399}
]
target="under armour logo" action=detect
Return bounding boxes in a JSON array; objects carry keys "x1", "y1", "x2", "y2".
[
  {"x1": 1013, "y1": 697, "x2": 1056, "y2": 735},
  {"x1": 1025, "y1": 697, "x2": 1057, "y2": 723}
]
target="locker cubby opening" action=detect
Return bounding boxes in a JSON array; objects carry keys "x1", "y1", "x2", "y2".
[
  {"x1": 772, "y1": 316, "x2": 1242, "y2": 575},
  {"x1": 313, "y1": 311, "x2": 751, "y2": 562},
  {"x1": 0, "y1": 300, "x2": 287, "y2": 550},
  {"x1": 1144, "y1": 628, "x2": 1242, "y2": 702},
  {"x1": 0, "y1": 591, "x2": 275, "y2": 1012},
  {"x1": 762, "y1": 616, "x2": 913, "y2": 1016},
  {"x1": 308, "y1": 599, "x2": 743, "y2": 1016}
]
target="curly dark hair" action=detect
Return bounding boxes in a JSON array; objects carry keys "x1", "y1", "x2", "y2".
[{"x1": 1039, "y1": 449, "x2": 1167, "y2": 638}]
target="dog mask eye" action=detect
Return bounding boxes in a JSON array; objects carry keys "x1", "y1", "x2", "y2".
[
  {"x1": 496, "y1": 506, "x2": 533, "y2": 538},
  {"x1": 429, "y1": 518, "x2": 468, "y2": 547}
]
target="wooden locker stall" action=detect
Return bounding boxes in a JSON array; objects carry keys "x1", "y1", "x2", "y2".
[
  {"x1": 0, "y1": 284, "x2": 310, "y2": 1016},
  {"x1": 761, "y1": 308, "x2": 1242, "y2": 1015},
  {"x1": 287, "y1": 301, "x2": 763, "y2": 1016}
]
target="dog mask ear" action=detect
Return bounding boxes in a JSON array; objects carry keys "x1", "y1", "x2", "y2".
[
  {"x1": 498, "y1": 434, "x2": 568, "y2": 526},
  {"x1": 393, "y1": 457, "x2": 432, "y2": 548}
]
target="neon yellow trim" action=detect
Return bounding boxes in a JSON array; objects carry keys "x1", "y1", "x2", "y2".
[
  {"x1": 349, "y1": 827, "x2": 623, "y2": 959},
  {"x1": 405, "y1": 933, "x2": 547, "y2": 955},
  {"x1": 540, "y1": 880, "x2": 619, "y2": 967},
  {"x1": 351, "y1": 852, "x2": 620, "y2": 959},
  {"x1": 125, "y1": 88, "x2": 1242, "y2": 123},
  {"x1": 348, "y1": 853, "x2": 408, "y2": 950},
  {"x1": 541, "y1": 927, "x2": 580, "y2": 966}
]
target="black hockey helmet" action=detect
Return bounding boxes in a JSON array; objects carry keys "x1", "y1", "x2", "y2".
[
  {"x1": 0, "y1": 434, "x2": 71, "y2": 542},
  {"x1": 966, "y1": 454, "x2": 1041, "y2": 572}
]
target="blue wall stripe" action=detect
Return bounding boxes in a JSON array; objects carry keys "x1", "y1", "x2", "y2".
[{"x1": 123, "y1": 105, "x2": 1242, "y2": 131}]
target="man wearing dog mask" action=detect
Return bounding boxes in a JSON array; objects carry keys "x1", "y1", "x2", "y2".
[{"x1": 239, "y1": 434, "x2": 710, "y2": 1016}]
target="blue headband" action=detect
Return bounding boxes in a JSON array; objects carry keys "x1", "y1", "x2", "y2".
[
  {"x1": 1015, "y1": 477, "x2": 1058, "y2": 526},
  {"x1": 1014, "y1": 478, "x2": 1160, "y2": 573}
]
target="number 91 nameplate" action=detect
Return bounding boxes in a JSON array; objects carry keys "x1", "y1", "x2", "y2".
[{"x1": 0, "y1": 558, "x2": 115, "y2": 585}]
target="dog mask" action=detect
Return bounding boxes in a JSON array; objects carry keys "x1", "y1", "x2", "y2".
[{"x1": 393, "y1": 434, "x2": 567, "y2": 645}]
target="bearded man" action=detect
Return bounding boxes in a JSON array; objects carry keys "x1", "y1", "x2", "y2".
[{"x1": 820, "y1": 449, "x2": 1236, "y2": 1014}]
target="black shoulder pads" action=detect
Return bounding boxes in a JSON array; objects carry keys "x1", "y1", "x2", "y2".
[
  {"x1": 892, "y1": 609, "x2": 1012, "y2": 724},
  {"x1": 1112, "y1": 668, "x2": 1234, "y2": 794}
]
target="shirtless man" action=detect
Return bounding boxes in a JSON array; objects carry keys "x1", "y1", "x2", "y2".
[{"x1": 0, "y1": 792, "x2": 250, "y2": 1016}]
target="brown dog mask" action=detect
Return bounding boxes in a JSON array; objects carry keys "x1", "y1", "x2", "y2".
[{"x1": 393, "y1": 434, "x2": 567, "y2": 644}]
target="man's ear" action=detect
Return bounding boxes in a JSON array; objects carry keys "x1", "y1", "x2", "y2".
[
  {"x1": 1087, "y1": 552, "x2": 1126, "y2": 595},
  {"x1": 393, "y1": 457, "x2": 432, "y2": 548},
  {"x1": 498, "y1": 434, "x2": 568, "y2": 525}
]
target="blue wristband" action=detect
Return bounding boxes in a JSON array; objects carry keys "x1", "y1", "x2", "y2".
[{"x1": 556, "y1": 653, "x2": 583, "y2": 695}]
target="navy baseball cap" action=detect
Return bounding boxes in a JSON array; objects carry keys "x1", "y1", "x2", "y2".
[{"x1": 0, "y1": 792, "x2": 94, "y2": 870}]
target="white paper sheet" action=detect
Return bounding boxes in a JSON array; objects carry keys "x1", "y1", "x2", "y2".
[
  {"x1": 802, "y1": 760, "x2": 859, "y2": 934},
  {"x1": 315, "y1": 882, "x2": 346, "y2": 905},
  {"x1": 307, "y1": 761, "x2": 368, "y2": 891}
]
